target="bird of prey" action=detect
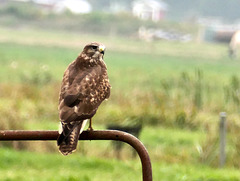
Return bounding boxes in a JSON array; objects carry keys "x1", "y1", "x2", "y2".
[{"x1": 57, "y1": 42, "x2": 111, "y2": 155}]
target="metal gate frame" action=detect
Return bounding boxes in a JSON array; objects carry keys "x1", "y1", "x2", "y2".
[{"x1": 0, "y1": 130, "x2": 152, "y2": 181}]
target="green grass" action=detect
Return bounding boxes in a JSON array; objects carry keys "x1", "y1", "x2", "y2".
[{"x1": 0, "y1": 148, "x2": 141, "y2": 181}]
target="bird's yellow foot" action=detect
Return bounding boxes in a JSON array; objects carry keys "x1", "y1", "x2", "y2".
[
  {"x1": 87, "y1": 127, "x2": 94, "y2": 131},
  {"x1": 87, "y1": 118, "x2": 93, "y2": 131}
]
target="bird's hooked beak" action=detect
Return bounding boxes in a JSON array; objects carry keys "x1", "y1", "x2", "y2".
[{"x1": 99, "y1": 45, "x2": 105, "y2": 55}]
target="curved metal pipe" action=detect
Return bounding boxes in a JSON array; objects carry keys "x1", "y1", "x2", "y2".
[{"x1": 0, "y1": 130, "x2": 152, "y2": 181}]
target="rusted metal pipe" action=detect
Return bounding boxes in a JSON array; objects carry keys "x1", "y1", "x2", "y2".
[{"x1": 0, "y1": 130, "x2": 152, "y2": 181}]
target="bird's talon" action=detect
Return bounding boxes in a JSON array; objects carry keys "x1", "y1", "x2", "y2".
[{"x1": 87, "y1": 127, "x2": 94, "y2": 132}]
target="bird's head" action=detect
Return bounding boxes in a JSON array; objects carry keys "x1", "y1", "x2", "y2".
[{"x1": 83, "y1": 42, "x2": 105, "y2": 59}]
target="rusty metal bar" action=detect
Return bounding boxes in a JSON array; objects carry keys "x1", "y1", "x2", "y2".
[{"x1": 0, "y1": 130, "x2": 152, "y2": 181}]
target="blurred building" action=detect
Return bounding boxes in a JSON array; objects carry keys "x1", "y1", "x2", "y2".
[
  {"x1": 132, "y1": 0, "x2": 168, "y2": 22},
  {"x1": 54, "y1": 0, "x2": 92, "y2": 14},
  {"x1": 198, "y1": 24, "x2": 240, "y2": 43},
  {"x1": 33, "y1": 0, "x2": 92, "y2": 14}
]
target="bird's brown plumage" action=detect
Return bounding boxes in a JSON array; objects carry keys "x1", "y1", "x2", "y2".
[{"x1": 57, "y1": 42, "x2": 111, "y2": 155}]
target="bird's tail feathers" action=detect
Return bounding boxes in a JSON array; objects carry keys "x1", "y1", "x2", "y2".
[{"x1": 57, "y1": 120, "x2": 87, "y2": 156}]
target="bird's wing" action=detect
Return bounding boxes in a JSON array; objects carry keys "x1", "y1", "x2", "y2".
[
  {"x1": 59, "y1": 64, "x2": 106, "y2": 122},
  {"x1": 59, "y1": 62, "x2": 85, "y2": 107}
]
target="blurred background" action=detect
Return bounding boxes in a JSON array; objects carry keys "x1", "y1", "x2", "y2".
[{"x1": 0, "y1": 0, "x2": 240, "y2": 180}]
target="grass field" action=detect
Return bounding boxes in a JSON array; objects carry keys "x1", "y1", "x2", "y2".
[
  {"x1": 1, "y1": 26, "x2": 240, "y2": 180},
  {"x1": 1, "y1": 146, "x2": 240, "y2": 181}
]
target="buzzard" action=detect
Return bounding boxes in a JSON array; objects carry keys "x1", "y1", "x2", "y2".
[{"x1": 57, "y1": 42, "x2": 111, "y2": 155}]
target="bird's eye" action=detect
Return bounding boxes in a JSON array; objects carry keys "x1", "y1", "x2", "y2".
[{"x1": 91, "y1": 46, "x2": 98, "y2": 50}]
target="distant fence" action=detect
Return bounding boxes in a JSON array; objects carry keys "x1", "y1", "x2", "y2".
[{"x1": 0, "y1": 130, "x2": 152, "y2": 181}]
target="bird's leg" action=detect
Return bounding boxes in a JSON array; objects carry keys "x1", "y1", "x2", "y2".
[{"x1": 87, "y1": 118, "x2": 93, "y2": 131}]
